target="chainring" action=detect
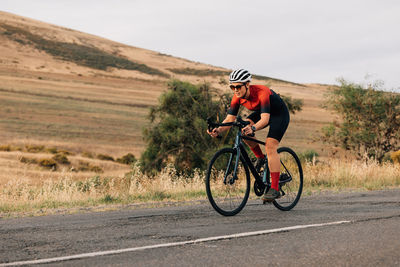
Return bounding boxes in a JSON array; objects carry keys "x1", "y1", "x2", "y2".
[{"x1": 253, "y1": 181, "x2": 266, "y2": 196}]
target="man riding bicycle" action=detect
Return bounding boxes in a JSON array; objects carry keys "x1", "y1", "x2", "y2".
[{"x1": 207, "y1": 69, "x2": 290, "y2": 202}]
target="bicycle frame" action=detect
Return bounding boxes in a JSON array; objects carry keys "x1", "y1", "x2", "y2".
[
  {"x1": 207, "y1": 115, "x2": 290, "y2": 189},
  {"x1": 229, "y1": 128, "x2": 269, "y2": 188}
]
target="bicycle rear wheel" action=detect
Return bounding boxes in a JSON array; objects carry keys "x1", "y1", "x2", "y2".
[
  {"x1": 205, "y1": 148, "x2": 250, "y2": 216},
  {"x1": 273, "y1": 147, "x2": 303, "y2": 211}
]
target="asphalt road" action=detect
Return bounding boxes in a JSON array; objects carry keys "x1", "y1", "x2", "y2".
[{"x1": 0, "y1": 189, "x2": 399, "y2": 266}]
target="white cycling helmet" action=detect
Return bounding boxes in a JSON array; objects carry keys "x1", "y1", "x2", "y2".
[{"x1": 229, "y1": 69, "x2": 252, "y2": 83}]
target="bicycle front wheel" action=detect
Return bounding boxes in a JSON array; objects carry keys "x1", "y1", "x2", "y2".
[
  {"x1": 205, "y1": 148, "x2": 250, "y2": 216},
  {"x1": 273, "y1": 147, "x2": 303, "y2": 211}
]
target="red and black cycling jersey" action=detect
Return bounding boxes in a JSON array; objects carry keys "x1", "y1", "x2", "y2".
[
  {"x1": 227, "y1": 85, "x2": 283, "y2": 116},
  {"x1": 227, "y1": 84, "x2": 290, "y2": 142}
]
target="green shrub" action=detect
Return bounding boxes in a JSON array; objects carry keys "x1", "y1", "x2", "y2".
[
  {"x1": 52, "y1": 153, "x2": 70, "y2": 165},
  {"x1": 89, "y1": 166, "x2": 104, "y2": 173},
  {"x1": 97, "y1": 154, "x2": 114, "y2": 161},
  {"x1": 38, "y1": 159, "x2": 57, "y2": 170},
  {"x1": 25, "y1": 145, "x2": 45, "y2": 153},
  {"x1": 75, "y1": 161, "x2": 103, "y2": 173},
  {"x1": 281, "y1": 95, "x2": 303, "y2": 115},
  {"x1": 46, "y1": 147, "x2": 58, "y2": 154},
  {"x1": 0, "y1": 145, "x2": 11, "y2": 151},
  {"x1": 76, "y1": 161, "x2": 90, "y2": 172},
  {"x1": 322, "y1": 79, "x2": 400, "y2": 163},
  {"x1": 20, "y1": 157, "x2": 38, "y2": 164},
  {"x1": 116, "y1": 153, "x2": 136, "y2": 165},
  {"x1": 141, "y1": 80, "x2": 233, "y2": 175},
  {"x1": 57, "y1": 150, "x2": 73, "y2": 155},
  {"x1": 45, "y1": 147, "x2": 73, "y2": 155}
]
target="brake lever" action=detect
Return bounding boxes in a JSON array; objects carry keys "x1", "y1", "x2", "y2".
[
  {"x1": 206, "y1": 117, "x2": 215, "y2": 132},
  {"x1": 207, "y1": 117, "x2": 222, "y2": 139},
  {"x1": 236, "y1": 116, "x2": 254, "y2": 137}
]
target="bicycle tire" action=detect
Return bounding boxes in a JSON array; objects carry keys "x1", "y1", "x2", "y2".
[
  {"x1": 273, "y1": 147, "x2": 303, "y2": 211},
  {"x1": 205, "y1": 148, "x2": 250, "y2": 216}
]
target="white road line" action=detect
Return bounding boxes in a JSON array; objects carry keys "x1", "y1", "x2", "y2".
[{"x1": 0, "y1": 220, "x2": 351, "y2": 266}]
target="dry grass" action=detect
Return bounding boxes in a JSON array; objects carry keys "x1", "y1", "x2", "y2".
[
  {"x1": 304, "y1": 158, "x2": 400, "y2": 191},
  {"x1": 0, "y1": 164, "x2": 205, "y2": 216},
  {"x1": 1, "y1": 159, "x2": 399, "y2": 217}
]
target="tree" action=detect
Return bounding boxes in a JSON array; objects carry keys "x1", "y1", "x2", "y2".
[
  {"x1": 322, "y1": 79, "x2": 400, "y2": 162},
  {"x1": 141, "y1": 79, "x2": 303, "y2": 175},
  {"x1": 281, "y1": 95, "x2": 303, "y2": 114},
  {"x1": 141, "y1": 80, "x2": 232, "y2": 175}
]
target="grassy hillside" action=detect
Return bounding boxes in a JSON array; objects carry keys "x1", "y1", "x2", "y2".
[
  {"x1": 2, "y1": 23, "x2": 168, "y2": 77},
  {"x1": 0, "y1": 11, "x2": 336, "y2": 188}
]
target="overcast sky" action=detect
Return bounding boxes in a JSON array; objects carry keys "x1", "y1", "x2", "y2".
[{"x1": 2, "y1": 0, "x2": 400, "y2": 91}]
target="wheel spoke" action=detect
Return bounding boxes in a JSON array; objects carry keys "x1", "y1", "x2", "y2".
[
  {"x1": 273, "y1": 147, "x2": 303, "y2": 211},
  {"x1": 206, "y1": 148, "x2": 250, "y2": 216}
]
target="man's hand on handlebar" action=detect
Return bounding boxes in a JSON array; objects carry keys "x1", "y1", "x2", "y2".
[
  {"x1": 242, "y1": 125, "x2": 254, "y2": 136},
  {"x1": 207, "y1": 127, "x2": 220, "y2": 138}
]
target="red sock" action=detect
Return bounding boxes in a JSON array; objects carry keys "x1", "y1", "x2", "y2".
[
  {"x1": 271, "y1": 172, "x2": 280, "y2": 191},
  {"x1": 250, "y1": 145, "x2": 264, "y2": 159}
]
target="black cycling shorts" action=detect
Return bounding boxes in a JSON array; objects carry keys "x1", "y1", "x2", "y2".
[{"x1": 247, "y1": 102, "x2": 290, "y2": 142}]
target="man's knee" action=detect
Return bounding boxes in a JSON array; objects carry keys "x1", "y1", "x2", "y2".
[
  {"x1": 266, "y1": 146, "x2": 277, "y2": 156},
  {"x1": 265, "y1": 138, "x2": 279, "y2": 155}
]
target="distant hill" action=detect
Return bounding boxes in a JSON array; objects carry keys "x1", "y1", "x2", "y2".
[{"x1": 0, "y1": 11, "x2": 297, "y2": 84}]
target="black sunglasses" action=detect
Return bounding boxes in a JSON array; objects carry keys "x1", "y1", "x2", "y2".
[{"x1": 230, "y1": 84, "x2": 244, "y2": 90}]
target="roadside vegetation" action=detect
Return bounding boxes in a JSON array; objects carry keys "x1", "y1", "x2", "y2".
[
  {"x1": 322, "y1": 79, "x2": 400, "y2": 162},
  {"x1": 1, "y1": 157, "x2": 399, "y2": 216}
]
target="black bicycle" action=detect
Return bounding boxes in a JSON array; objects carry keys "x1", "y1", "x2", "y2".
[{"x1": 205, "y1": 116, "x2": 303, "y2": 216}]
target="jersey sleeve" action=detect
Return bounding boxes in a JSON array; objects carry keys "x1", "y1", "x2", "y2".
[
  {"x1": 227, "y1": 96, "x2": 240, "y2": 116},
  {"x1": 259, "y1": 90, "x2": 271, "y2": 114}
]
